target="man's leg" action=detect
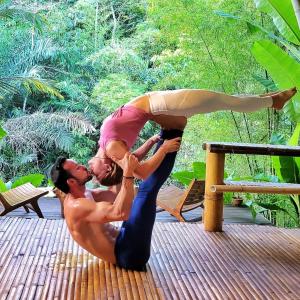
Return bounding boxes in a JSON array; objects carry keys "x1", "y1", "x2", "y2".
[{"x1": 114, "y1": 129, "x2": 183, "y2": 270}]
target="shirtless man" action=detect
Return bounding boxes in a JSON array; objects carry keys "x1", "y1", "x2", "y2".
[{"x1": 50, "y1": 129, "x2": 183, "y2": 270}]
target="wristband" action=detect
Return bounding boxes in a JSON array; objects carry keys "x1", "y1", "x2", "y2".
[{"x1": 123, "y1": 176, "x2": 134, "y2": 180}]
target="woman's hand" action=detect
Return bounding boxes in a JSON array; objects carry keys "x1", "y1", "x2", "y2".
[
  {"x1": 160, "y1": 137, "x2": 181, "y2": 153},
  {"x1": 149, "y1": 134, "x2": 161, "y2": 145}
]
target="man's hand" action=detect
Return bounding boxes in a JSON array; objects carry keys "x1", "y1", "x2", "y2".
[
  {"x1": 112, "y1": 152, "x2": 139, "y2": 176},
  {"x1": 160, "y1": 137, "x2": 181, "y2": 153}
]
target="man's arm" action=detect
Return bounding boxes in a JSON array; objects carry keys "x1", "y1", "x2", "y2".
[
  {"x1": 132, "y1": 135, "x2": 160, "y2": 161},
  {"x1": 75, "y1": 154, "x2": 137, "y2": 223}
]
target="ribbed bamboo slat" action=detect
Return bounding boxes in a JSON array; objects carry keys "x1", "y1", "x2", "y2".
[
  {"x1": 211, "y1": 181, "x2": 300, "y2": 194},
  {"x1": 0, "y1": 218, "x2": 299, "y2": 299}
]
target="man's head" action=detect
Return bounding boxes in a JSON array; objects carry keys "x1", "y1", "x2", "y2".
[{"x1": 51, "y1": 156, "x2": 92, "y2": 193}]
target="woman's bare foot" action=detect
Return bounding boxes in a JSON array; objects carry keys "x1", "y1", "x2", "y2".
[
  {"x1": 270, "y1": 87, "x2": 297, "y2": 110},
  {"x1": 259, "y1": 91, "x2": 278, "y2": 97}
]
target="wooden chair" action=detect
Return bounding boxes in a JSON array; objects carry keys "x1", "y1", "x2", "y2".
[
  {"x1": 53, "y1": 188, "x2": 66, "y2": 218},
  {"x1": 0, "y1": 183, "x2": 48, "y2": 218},
  {"x1": 156, "y1": 179, "x2": 205, "y2": 222}
]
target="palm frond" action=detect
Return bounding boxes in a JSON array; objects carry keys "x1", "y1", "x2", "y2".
[
  {"x1": 10, "y1": 152, "x2": 38, "y2": 168},
  {"x1": 2, "y1": 111, "x2": 95, "y2": 153},
  {"x1": 21, "y1": 77, "x2": 63, "y2": 99},
  {"x1": 0, "y1": 74, "x2": 63, "y2": 99},
  {"x1": 32, "y1": 38, "x2": 60, "y2": 63},
  {"x1": 0, "y1": 78, "x2": 19, "y2": 94}
]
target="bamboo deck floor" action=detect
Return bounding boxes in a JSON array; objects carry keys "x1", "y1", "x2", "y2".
[{"x1": 0, "y1": 217, "x2": 299, "y2": 299}]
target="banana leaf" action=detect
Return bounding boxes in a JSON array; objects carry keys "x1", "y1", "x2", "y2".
[
  {"x1": 0, "y1": 179, "x2": 7, "y2": 192},
  {"x1": 172, "y1": 171, "x2": 195, "y2": 186},
  {"x1": 12, "y1": 173, "x2": 45, "y2": 188},
  {"x1": 214, "y1": 10, "x2": 300, "y2": 61},
  {"x1": 252, "y1": 39, "x2": 300, "y2": 122},
  {"x1": 253, "y1": 0, "x2": 300, "y2": 44},
  {"x1": 192, "y1": 161, "x2": 206, "y2": 180},
  {"x1": 0, "y1": 126, "x2": 6, "y2": 140}
]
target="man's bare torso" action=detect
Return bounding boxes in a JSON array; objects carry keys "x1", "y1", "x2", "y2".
[{"x1": 64, "y1": 190, "x2": 120, "y2": 264}]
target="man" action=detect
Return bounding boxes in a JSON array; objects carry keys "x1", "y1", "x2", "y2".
[{"x1": 50, "y1": 129, "x2": 183, "y2": 270}]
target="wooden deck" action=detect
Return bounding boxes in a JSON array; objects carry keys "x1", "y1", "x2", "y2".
[
  {"x1": 1, "y1": 197, "x2": 271, "y2": 225},
  {"x1": 0, "y1": 217, "x2": 299, "y2": 299}
]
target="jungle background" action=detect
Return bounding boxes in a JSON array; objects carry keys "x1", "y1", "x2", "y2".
[{"x1": 1, "y1": 0, "x2": 300, "y2": 227}]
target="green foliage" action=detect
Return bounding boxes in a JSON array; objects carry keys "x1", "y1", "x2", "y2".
[
  {"x1": 85, "y1": 46, "x2": 147, "y2": 80},
  {"x1": 269, "y1": 125, "x2": 300, "y2": 226},
  {"x1": 0, "y1": 126, "x2": 6, "y2": 140},
  {"x1": 172, "y1": 161, "x2": 206, "y2": 186},
  {"x1": 0, "y1": 6, "x2": 46, "y2": 33},
  {"x1": 0, "y1": 178, "x2": 7, "y2": 192},
  {"x1": 92, "y1": 73, "x2": 145, "y2": 112},
  {"x1": 12, "y1": 173, "x2": 44, "y2": 188},
  {"x1": 69, "y1": 134, "x2": 96, "y2": 165}
]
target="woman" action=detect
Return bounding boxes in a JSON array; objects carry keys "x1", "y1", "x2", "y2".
[{"x1": 88, "y1": 87, "x2": 297, "y2": 185}]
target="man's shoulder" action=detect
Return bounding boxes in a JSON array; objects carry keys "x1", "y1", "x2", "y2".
[{"x1": 65, "y1": 196, "x2": 94, "y2": 216}]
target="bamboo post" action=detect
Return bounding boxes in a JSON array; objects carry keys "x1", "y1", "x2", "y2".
[{"x1": 204, "y1": 151, "x2": 225, "y2": 232}]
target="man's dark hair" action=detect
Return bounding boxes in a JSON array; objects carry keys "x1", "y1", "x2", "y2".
[
  {"x1": 50, "y1": 156, "x2": 72, "y2": 193},
  {"x1": 100, "y1": 161, "x2": 123, "y2": 186}
]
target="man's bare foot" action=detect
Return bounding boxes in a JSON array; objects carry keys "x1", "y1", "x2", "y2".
[{"x1": 270, "y1": 87, "x2": 297, "y2": 110}]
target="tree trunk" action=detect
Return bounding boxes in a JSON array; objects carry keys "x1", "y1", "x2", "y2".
[
  {"x1": 23, "y1": 96, "x2": 27, "y2": 112},
  {"x1": 94, "y1": 1, "x2": 99, "y2": 50},
  {"x1": 111, "y1": 2, "x2": 117, "y2": 46}
]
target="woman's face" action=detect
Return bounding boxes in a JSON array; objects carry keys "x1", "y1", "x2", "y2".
[{"x1": 88, "y1": 156, "x2": 112, "y2": 182}]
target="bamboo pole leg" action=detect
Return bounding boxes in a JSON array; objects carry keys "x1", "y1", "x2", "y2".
[{"x1": 204, "y1": 152, "x2": 225, "y2": 232}]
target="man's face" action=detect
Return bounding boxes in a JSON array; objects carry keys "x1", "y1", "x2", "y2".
[
  {"x1": 88, "y1": 157, "x2": 112, "y2": 182},
  {"x1": 63, "y1": 159, "x2": 92, "y2": 185}
]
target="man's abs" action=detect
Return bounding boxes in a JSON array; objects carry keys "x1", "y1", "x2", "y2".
[{"x1": 67, "y1": 219, "x2": 120, "y2": 264}]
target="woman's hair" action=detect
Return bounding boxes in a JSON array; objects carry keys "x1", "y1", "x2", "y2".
[{"x1": 100, "y1": 161, "x2": 123, "y2": 186}]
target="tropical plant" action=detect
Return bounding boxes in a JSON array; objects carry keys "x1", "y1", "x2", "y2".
[
  {"x1": 216, "y1": 0, "x2": 300, "y2": 122},
  {"x1": 172, "y1": 161, "x2": 206, "y2": 185},
  {"x1": 0, "y1": 112, "x2": 95, "y2": 180},
  {"x1": 0, "y1": 1, "x2": 62, "y2": 102},
  {"x1": 0, "y1": 173, "x2": 45, "y2": 193}
]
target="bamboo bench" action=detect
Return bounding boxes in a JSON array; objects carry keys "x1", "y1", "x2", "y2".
[{"x1": 202, "y1": 142, "x2": 300, "y2": 232}]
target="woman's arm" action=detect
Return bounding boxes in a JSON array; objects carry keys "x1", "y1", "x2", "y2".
[
  {"x1": 132, "y1": 134, "x2": 160, "y2": 161},
  {"x1": 134, "y1": 138, "x2": 181, "y2": 179},
  {"x1": 106, "y1": 138, "x2": 181, "y2": 180}
]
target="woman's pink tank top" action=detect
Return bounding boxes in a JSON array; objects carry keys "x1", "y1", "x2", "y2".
[{"x1": 99, "y1": 105, "x2": 151, "y2": 150}]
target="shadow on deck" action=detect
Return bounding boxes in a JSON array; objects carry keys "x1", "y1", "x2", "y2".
[{"x1": 0, "y1": 218, "x2": 299, "y2": 299}]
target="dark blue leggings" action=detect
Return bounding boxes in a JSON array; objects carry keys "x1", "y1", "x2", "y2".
[{"x1": 114, "y1": 129, "x2": 183, "y2": 270}]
